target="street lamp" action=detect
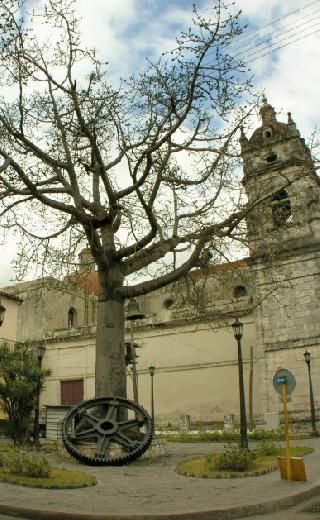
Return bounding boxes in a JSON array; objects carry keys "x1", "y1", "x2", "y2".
[
  {"x1": 148, "y1": 366, "x2": 156, "y2": 435},
  {"x1": 232, "y1": 318, "x2": 248, "y2": 449},
  {"x1": 304, "y1": 350, "x2": 318, "y2": 436},
  {"x1": 126, "y1": 298, "x2": 145, "y2": 404},
  {"x1": 0, "y1": 303, "x2": 6, "y2": 326},
  {"x1": 33, "y1": 343, "x2": 46, "y2": 445}
]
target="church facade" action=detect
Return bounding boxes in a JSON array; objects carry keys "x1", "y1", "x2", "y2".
[{"x1": 3, "y1": 99, "x2": 320, "y2": 427}]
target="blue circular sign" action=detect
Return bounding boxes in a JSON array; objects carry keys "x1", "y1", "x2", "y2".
[{"x1": 273, "y1": 369, "x2": 296, "y2": 395}]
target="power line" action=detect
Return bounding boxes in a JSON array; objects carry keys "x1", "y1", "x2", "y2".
[
  {"x1": 240, "y1": 17, "x2": 320, "y2": 62},
  {"x1": 233, "y1": 10, "x2": 320, "y2": 60},
  {"x1": 228, "y1": 0, "x2": 320, "y2": 52},
  {"x1": 204, "y1": 0, "x2": 320, "y2": 67},
  {"x1": 246, "y1": 26, "x2": 320, "y2": 64}
]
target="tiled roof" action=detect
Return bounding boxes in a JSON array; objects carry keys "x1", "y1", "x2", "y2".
[{"x1": 66, "y1": 271, "x2": 101, "y2": 296}]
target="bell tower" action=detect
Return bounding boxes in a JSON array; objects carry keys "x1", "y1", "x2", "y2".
[
  {"x1": 241, "y1": 97, "x2": 320, "y2": 256},
  {"x1": 241, "y1": 98, "x2": 320, "y2": 417}
]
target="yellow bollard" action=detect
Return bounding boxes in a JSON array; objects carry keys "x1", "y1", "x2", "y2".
[
  {"x1": 281, "y1": 382, "x2": 292, "y2": 481},
  {"x1": 277, "y1": 456, "x2": 307, "y2": 481},
  {"x1": 273, "y1": 370, "x2": 307, "y2": 482}
]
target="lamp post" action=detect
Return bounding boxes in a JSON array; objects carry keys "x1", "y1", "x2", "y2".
[
  {"x1": 126, "y1": 298, "x2": 145, "y2": 404},
  {"x1": 0, "y1": 303, "x2": 6, "y2": 326},
  {"x1": 232, "y1": 318, "x2": 248, "y2": 449},
  {"x1": 33, "y1": 343, "x2": 46, "y2": 445},
  {"x1": 304, "y1": 350, "x2": 318, "y2": 436},
  {"x1": 148, "y1": 366, "x2": 155, "y2": 434}
]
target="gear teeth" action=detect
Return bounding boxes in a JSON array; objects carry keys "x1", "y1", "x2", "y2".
[{"x1": 62, "y1": 396, "x2": 153, "y2": 466}]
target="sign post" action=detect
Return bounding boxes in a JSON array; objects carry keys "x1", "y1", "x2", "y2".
[
  {"x1": 280, "y1": 378, "x2": 291, "y2": 481},
  {"x1": 273, "y1": 370, "x2": 296, "y2": 482}
]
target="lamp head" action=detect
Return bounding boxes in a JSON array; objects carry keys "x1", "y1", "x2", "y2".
[
  {"x1": 304, "y1": 350, "x2": 311, "y2": 364},
  {"x1": 37, "y1": 343, "x2": 46, "y2": 361},
  {"x1": 148, "y1": 365, "x2": 156, "y2": 377},
  {"x1": 232, "y1": 318, "x2": 243, "y2": 340}
]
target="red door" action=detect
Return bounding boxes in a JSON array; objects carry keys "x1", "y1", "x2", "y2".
[{"x1": 60, "y1": 379, "x2": 84, "y2": 405}]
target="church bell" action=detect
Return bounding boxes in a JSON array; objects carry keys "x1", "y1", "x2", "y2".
[{"x1": 126, "y1": 298, "x2": 145, "y2": 321}]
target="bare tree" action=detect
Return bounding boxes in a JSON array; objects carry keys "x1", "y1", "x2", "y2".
[{"x1": 0, "y1": 0, "x2": 254, "y2": 397}]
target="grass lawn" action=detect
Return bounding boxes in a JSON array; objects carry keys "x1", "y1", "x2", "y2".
[
  {"x1": 176, "y1": 446, "x2": 313, "y2": 478},
  {"x1": 0, "y1": 467, "x2": 97, "y2": 488},
  {"x1": 0, "y1": 442, "x2": 96, "y2": 488},
  {"x1": 0, "y1": 441, "x2": 59, "y2": 453}
]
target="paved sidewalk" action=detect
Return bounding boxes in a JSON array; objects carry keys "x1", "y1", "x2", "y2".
[{"x1": 0, "y1": 439, "x2": 320, "y2": 519}]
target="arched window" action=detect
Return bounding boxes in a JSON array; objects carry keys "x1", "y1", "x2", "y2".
[
  {"x1": 266, "y1": 152, "x2": 277, "y2": 163},
  {"x1": 263, "y1": 127, "x2": 273, "y2": 139},
  {"x1": 68, "y1": 307, "x2": 77, "y2": 328},
  {"x1": 233, "y1": 285, "x2": 247, "y2": 299},
  {"x1": 163, "y1": 298, "x2": 175, "y2": 310},
  {"x1": 272, "y1": 189, "x2": 292, "y2": 228}
]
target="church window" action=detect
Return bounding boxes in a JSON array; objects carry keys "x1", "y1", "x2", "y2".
[
  {"x1": 163, "y1": 298, "x2": 175, "y2": 310},
  {"x1": 68, "y1": 307, "x2": 77, "y2": 328},
  {"x1": 266, "y1": 152, "x2": 277, "y2": 163},
  {"x1": 272, "y1": 189, "x2": 292, "y2": 228},
  {"x1": 263, "y1": 127, "x2": 273, "y2": 139},
  {"x1": 234, "y1": 285, "x2": 247, "y2": 298}
]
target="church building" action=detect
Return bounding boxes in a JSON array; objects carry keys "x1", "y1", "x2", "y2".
[{"x1": 3, "y1": 99, "x2": 320, "y2": 429}]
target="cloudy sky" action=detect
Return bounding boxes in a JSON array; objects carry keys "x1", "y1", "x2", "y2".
[{"x1": 1, "y1": 0, "x2": 320, "y2": 286}]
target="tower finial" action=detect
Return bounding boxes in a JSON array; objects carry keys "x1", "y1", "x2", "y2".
[
  {"x1": 287, "y1": 111, "x2": 300, "y2": 136},
  {"x1": 259, "y1": 96, "x2": 277, "y2": 126},
  {"x1": 239, "y1": 125, "x2": 249, "y2": 154}
]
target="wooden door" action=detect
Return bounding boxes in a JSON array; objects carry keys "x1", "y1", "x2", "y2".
[{"x1": 60, "y1": 379, "x2": 84, "y2": 405}]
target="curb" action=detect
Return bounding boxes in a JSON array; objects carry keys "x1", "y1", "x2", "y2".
[{"x1": 1, "y1": 482, "x2": 320, "y2": 520}]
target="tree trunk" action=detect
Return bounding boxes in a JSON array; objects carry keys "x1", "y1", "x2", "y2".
[{"x1": 95, "y1": 297, "x2": 126, "y2": 398}]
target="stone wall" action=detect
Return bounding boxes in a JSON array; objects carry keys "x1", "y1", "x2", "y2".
[
  {"x1": 252, "y1": 247, "x2": 320, "y2": 414},
  {"x1": 33, "y1": 261, "x2": 261, "y2": 420},
  {"x1": 0, "y1": 291, "x2": 21, "y2": 344},
  {"x1": 4, "y1": 277, "x2": 97, "y2": 342}
]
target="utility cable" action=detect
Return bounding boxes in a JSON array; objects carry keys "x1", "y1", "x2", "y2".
[
  {"x1": 228, "y1": 0, "x2": 320, "y2": 52},
  {"x1": 204, "y1": 0, "x2": 320, "y2": 64},
  {"x1": 232, "y1": 10, "x2": 320, "y2": 60},
  {"x1": 246, "y1": 27, "x2": 320, "y2": 64},
  {"x1": 239, "y1": 18, "x2": 320, "y2": 62}
]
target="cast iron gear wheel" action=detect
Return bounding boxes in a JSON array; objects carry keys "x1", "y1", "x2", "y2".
[{"x1": 62, "y1": 396, "x2": 153, "y2": 466}]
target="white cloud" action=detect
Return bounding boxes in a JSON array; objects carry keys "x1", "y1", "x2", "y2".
[{"x1": 76, "y1": 0, "x2": 136, "y2": 66}]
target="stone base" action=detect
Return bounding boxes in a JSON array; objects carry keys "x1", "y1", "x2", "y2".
[
  {"x1": 142, "y1": 438, "x2": 168, "y2": 460},
  {"x1": 277, "y1": 456, "x2": 307, "y2": 481},
  {"x1": 58, "y1": 438, "x2": 168, "y2": 462}
]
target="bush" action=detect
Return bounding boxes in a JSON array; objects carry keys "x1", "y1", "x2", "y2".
[
  {"x1": 0, "y1": 452, "x2": 7, "y2": 468},
  {"x1": 159, "y1": 431, "x2": 240, "y2": 443},
  {"x1": 256, "y1": 439, "x2": 280, "y2": 456},
  {"x1": 207, "y1": 446, "x2": 255, "y2": 472},
  {"x1": 0, "y1": 342, "x2": 51, "y2": 445},
  {"x1": 249, "y1": 429, "x2": 283, "y2": 441},
  {"x1": 4, "y1": 451, "x2": 24, "y2": 474},
  {"x1": 4, "y1": 451, "x2": 52, "y2": 478}
]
